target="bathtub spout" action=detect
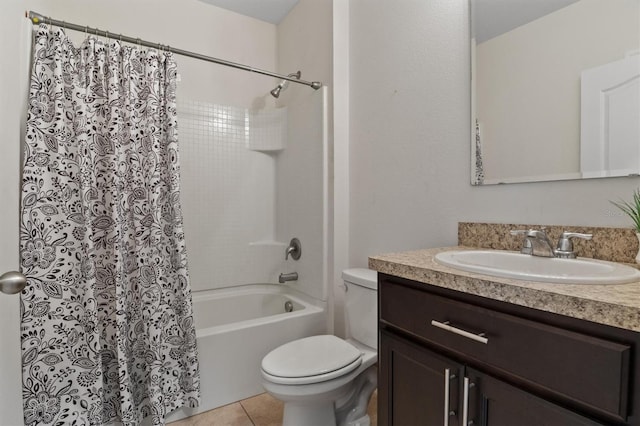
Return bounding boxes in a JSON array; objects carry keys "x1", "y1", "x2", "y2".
[{"x1": 279, "y1": 272, "x2": 298, "y2": 283}]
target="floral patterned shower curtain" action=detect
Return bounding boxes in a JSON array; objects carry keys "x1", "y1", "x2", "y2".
[{"x1": 20, "y1": 26, "x2": 200, "y2": 426}]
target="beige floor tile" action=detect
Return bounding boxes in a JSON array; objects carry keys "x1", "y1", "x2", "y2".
[
  {"x1": 240, "y1": 393, "x2": 284, "y2": 426},
  {"x1": 240, "y1": 390, "x2": 377, "y2": 426},
  {"x1": 168, "y1": 402, "x2": 254, "y2": 426},
  {"x1": 368, "y1": 389, "x2": 378, "y2": 426},
  {"x1": 171, "y1": 388, "x2": 378, "y2": 426}
]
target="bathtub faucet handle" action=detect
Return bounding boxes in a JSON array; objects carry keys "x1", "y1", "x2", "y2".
[
  {"x1": 285, "y1": 238, "x2": 301, "y2": 260},
  {"x1": 279, "y1": 272, "x2": 298, "y2": 284}
]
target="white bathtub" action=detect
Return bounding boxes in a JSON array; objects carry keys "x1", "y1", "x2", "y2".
[{"x1": 167, "y1": 284, "x2": 326, "y2": 422}]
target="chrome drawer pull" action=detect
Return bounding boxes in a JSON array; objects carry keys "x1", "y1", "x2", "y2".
[
  {"x1": 462, "y1": 377, "x2": 475, "y2": 425},
  {"x1": 444, "y1": 368, "x2": 451, "y2": 426},
  {"x1": 431, "y1": 320, "x2": 489, "y2": 344}
]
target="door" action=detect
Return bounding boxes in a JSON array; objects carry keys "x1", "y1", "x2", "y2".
[
  {"x1": 379, "y1": 330, "x2": 462, "y2": 426},
  {"x1": 465, "y1": 368, "x2": 604, "y2": 426},
  {"x1": 580, "y1": 54, "x2": 640, "y2": 178},
  {"x1": 0, "y1": 3, "x2": 31, "y2": 424}
]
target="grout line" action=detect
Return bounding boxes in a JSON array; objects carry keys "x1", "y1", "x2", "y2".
[{"x1": 239, "y1": 400, "x2": 256, "y2": 426}]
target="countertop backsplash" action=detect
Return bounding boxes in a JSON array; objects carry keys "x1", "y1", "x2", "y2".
[{"x1": 458, "y1": 222, "x2": 638, "y2": 264}]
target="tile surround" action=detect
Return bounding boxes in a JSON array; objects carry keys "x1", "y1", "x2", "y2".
[{"x1": 458, "y1": 222, "x2": 638, "y2": 263}]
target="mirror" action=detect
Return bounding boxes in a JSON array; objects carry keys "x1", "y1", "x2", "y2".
[{"x1": 471, "y1": 0, "x2": 640, "y2": 185}]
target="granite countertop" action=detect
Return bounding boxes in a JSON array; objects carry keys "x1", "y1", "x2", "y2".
[{"x1": 369, "y1": 246, "x2": 640, "y2": 332}]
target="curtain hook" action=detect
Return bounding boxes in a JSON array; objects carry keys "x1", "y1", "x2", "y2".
[
  {"x1": 85, "y1": 25, "x2": 89, "y2": 37},
  {"x1": 136, "y1": 38, "x2": 141, "y2": 50},
  {"x1": 119, "y1": 33, "x2": 123, "y2": 43}
]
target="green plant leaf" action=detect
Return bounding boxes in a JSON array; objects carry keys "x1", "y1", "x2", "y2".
[{"x1": 610, "y1": 188, "x2": 640, "y2": 232}]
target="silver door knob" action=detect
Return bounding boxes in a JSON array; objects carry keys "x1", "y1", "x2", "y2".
[{"x1": 0, "y1": 271, "x2": 27, "y2": 294}]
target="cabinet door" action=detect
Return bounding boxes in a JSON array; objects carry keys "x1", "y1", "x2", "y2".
[
  {"x1": 380, "y1": 330, "x2": 463, "y2": 426},
  {"x1": 465, "y1": 368, "x2": 604, "y2": 426}
]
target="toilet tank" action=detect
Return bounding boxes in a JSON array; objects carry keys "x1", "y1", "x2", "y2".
[{"x1": 343, "y1": 268, "x2": 378, "y2": 350}]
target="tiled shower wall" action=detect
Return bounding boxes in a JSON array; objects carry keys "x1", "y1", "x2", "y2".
[{"x1": 178, "y1": 100, "x2": 288, "y2": 292}]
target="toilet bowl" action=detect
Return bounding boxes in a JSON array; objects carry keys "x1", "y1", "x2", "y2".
[{"x1": 261, "y1": 268, "x2": 378, "y2": 426}]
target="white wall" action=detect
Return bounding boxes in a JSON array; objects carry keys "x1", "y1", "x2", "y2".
[
  {"x1": 0, "y1": 3, "x2": 32, "y2": 422},
  {"x1": 277, "y1": 0, "x2": 334, "y2": 308},
  {"x1": 332, "y1": 0, "x2": 350, "y2": 337},
  {"x1": 274, "y1": 89, "x2": 328, "y2": 301},
  {"x1": 477, "y1": 0, "x2": 640, "y2": 181},
  {"x1": 343, "y1": 0, "x2": 640, "y2": 334},
  {"x1": 348, "y1": 0, "x2": 472, "y2": 263}
]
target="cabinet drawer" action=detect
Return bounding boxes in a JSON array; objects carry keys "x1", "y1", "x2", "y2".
[{"x1": 380, "y1": 279, "x2": 631, "y2": 420}]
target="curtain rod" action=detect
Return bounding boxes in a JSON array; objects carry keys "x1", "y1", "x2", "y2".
[{"x1": 25, "y1": 10, "x2": 322, "y2": 90}]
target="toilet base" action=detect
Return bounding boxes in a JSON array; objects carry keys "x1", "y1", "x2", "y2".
[
  {"x1": 336, "y1": 365, "x2": 377, "y2": 426},
  {"x1": 282, "y1": 400, "x2": 337, "y2": 426},
  {"x1": 265, "y1": 363, "x2": 377, "y2": 426},
  {"x1": 262, "y1": 339, "x2": 377, "y2": 426}
]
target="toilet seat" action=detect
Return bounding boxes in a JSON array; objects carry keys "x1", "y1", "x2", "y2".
[{"x1": 261, "y1": 335, "x2": 363, "y2": 385}]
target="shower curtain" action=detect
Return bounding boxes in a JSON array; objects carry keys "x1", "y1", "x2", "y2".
[{"x1": 20, "y1": 26, "x2": 199, "y2": 425}]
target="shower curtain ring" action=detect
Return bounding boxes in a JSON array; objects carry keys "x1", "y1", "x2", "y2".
[{"x1": 85, "y1": 25, "x2": 89, "y2": 37}]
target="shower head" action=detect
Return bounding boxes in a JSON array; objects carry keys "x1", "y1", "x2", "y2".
[
  {"x1": 270, "y1": 86, "x2": 283, "y2": 98},
  {"x1": 270, "y1": 71, "x2": 301, "y2": 98}
]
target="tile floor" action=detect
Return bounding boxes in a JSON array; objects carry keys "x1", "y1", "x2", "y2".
[{"x1": 169, "y1": 390, "x2": 378, "y2": 426}]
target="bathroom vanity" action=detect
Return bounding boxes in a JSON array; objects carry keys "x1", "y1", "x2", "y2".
[{"x1": 370, "y1": 247, "x2": 640, "y2": 426}]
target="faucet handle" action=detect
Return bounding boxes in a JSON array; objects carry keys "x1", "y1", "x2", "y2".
[
  {"x1": 285, "y1": 238, "x2": 301, "y2": 261},
  {"x1": 509, "y1": 229, "x2": 532, "y2": 254},
  {"x1": 555, "y1": 231, "x2": 593, "y2": 259}
]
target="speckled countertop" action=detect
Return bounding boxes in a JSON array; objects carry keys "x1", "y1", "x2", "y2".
[{"x1": 369, "y1": 246, "x2": 640, "y2": 333}]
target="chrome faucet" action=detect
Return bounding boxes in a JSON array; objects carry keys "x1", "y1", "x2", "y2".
[
  {"x1": 510, "y1": 229, "x2": 592, "y2": 258},
  {"x1": 279, "y1": 272, "x2": 298, "y2": 283},
  {"x1": 554, "y1": 231, "x2": 593, "y2": 258},
  {"x1": 523, "y1": 229, "x2": 556, "y2": 257},
  {"x1": 285, "y1": 238, "x2": 301, "y2": 260}
]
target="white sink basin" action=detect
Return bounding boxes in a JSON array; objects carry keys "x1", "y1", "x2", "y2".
[{"x1": 434, "y1": 250, "x2": 640, "y2": 285}]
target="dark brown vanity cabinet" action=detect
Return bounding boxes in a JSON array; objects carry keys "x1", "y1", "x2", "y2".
[
  {"x1": 380, "y1": 330, "x2": 463, "y2": 425},
  {"x1": 378, "y1": 273, "x2": 639, "y2": 426}
]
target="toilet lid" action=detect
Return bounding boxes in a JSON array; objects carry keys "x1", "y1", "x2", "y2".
[{"x1": 261, "y1": 335, "x2": 362, "y2": 384}]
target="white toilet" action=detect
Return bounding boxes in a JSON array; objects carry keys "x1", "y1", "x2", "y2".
[{"x1": 261, "y1": 268, "x2": 378, "y2": 426}]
